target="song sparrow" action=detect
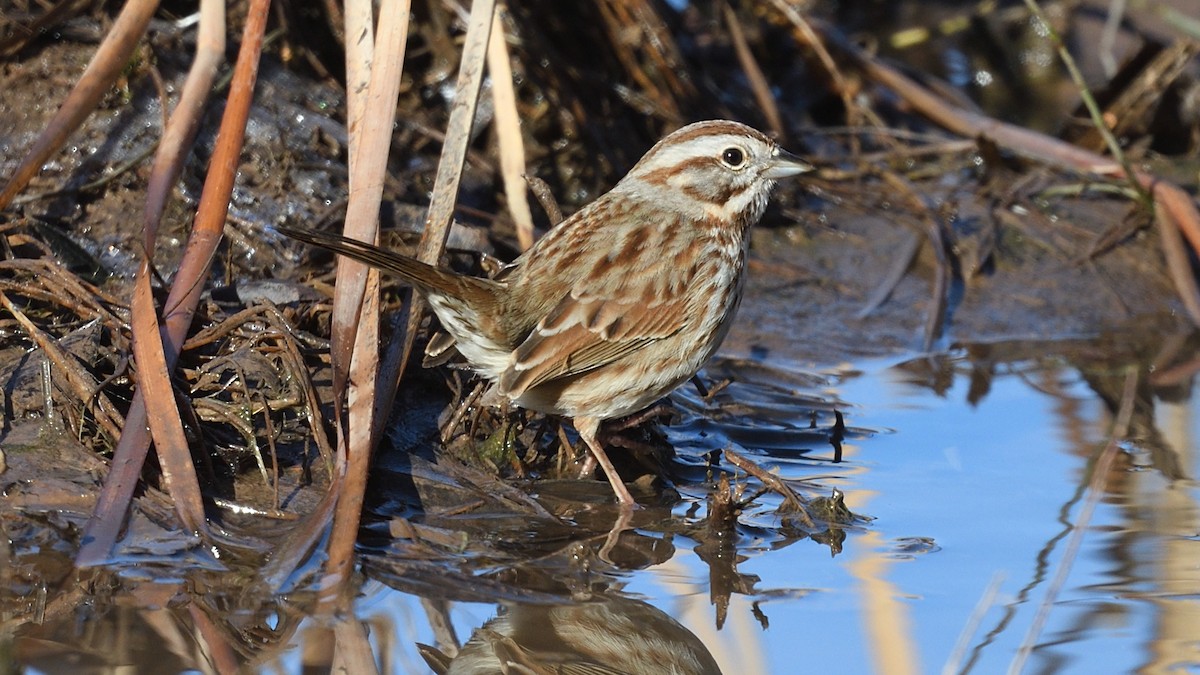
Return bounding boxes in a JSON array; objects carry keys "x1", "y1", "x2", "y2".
[{"x1": 279, "y1": 120, "x2": 812, "y2": 508}]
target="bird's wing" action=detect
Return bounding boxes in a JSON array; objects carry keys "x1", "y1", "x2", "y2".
[{"x1": 497, "y1": 281, "x2": 689, "y2": 397}]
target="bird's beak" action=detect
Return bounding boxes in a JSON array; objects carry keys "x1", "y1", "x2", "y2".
[{"x1": 764, "y1": 148, "x2": 815, "y2": 179}]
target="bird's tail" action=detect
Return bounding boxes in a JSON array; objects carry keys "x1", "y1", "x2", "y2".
[{"x1": 276, "y1": 226, "x2": 502, "y2": 304}]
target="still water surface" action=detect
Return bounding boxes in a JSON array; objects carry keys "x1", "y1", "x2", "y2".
[
  {"x1": 267, "y1": 343, "x2": 1200, "y2": 674},
  {"x1": 11, "y1": 342, "x2": 1199, "y2": 674}
]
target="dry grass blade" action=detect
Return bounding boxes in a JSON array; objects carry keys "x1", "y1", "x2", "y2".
[
  {"x1": 156, "y1": 0, "x2": 267, "y2": 353},
  {"x1": 323, "y1": 268, "x2": 379, "y2": 605},
  {"x1": 0, "y1": 0, "x2": 158, "y2": 211},
  {"x1": 1152, "y1": 186, "x2": 1200, "y2": 323},
  {"x1": 346, "y1": 3, "x2": 500, "y2": 571},
  {"x1": 263, "y1": 306, "x2": 336, "y2": 472},
  {"x1": 76, "y1": 406, "x2": 151, "y2": 565},
  {"x1": 143, "y1": 0, "x2": 225, "y2": 249},
  {"x1": 78, "y1": 0, "x2": 271, "y2": 566},
  {"x1": 342, "y1": 0, "x2": 374, "y2": 170},
  {"x1": 0, "y1": 291, "x2": 123, "y2": 441},
  {"x1": 1143, "y1": 178, "x2": 1200, "y2": 267},
  {"x1": 322, "y1": 0, "x2": 412, "y2": 608},
  {"x1": 0, "y1": 259, "x2": 126, "y2": 326},
  {"x1": 329, "y1": 0, "x2": 407, "y2": 413},
  {"x1": 186, "y1": 604, "x2": 242, "y2": 675},
  {"x1": 487, "y1": 8, "x2": 535, "y2": 251},
  {"x1": 128, "y1": 264, "x2": 207, "y2": 536},
  {"x1": 97, "y1": 0, "x2": 225, "y2": 542}
]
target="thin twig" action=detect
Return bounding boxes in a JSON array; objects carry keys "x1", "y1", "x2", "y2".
[
  {"x1": 724, "y1": 446, "x2": 815, "y2": 528},
  {"x1": 723, "y1": 2, "x2": 785, "y2": 140}
]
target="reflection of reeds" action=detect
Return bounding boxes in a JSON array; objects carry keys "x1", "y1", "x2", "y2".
[{"x1": 1008, "y1": 369, "x2": 1138, "y2": 673}]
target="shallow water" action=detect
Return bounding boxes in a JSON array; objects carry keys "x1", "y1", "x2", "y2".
[
  {"x1": 8, "y1": 338, "x2": 1200, "y2": 674},
  {"x1": 268, "y1": 341, "x2": 1198, "y2": 674}
]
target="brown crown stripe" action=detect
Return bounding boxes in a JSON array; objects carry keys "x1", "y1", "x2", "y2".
[{"x1": 658, "y1": 121, "x2": 768, "y2": 147}]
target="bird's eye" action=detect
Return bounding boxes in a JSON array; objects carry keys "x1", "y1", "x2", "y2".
[{"x1": 721, "y1": 146, "x2": 746, "y2": 168}]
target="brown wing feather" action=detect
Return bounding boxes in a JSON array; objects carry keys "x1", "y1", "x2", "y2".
[{"x1": 498, "y1": 290, "x2": 686, "y2": 397}]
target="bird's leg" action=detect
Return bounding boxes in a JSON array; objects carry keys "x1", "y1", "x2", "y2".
[
  {"x1": 561, "y1": 420, "x2": 598, "y2": 477},
  {"x1": 577, "y1": 404, "x2": 672, "y2": 477},
  {"x1": 574, "y1": 416, "x2": 638, "y2": 508}
]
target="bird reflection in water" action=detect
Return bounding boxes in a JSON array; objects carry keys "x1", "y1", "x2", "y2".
[{"x1": 418, "y1": 594, "x2": 722, "y2": 675}]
